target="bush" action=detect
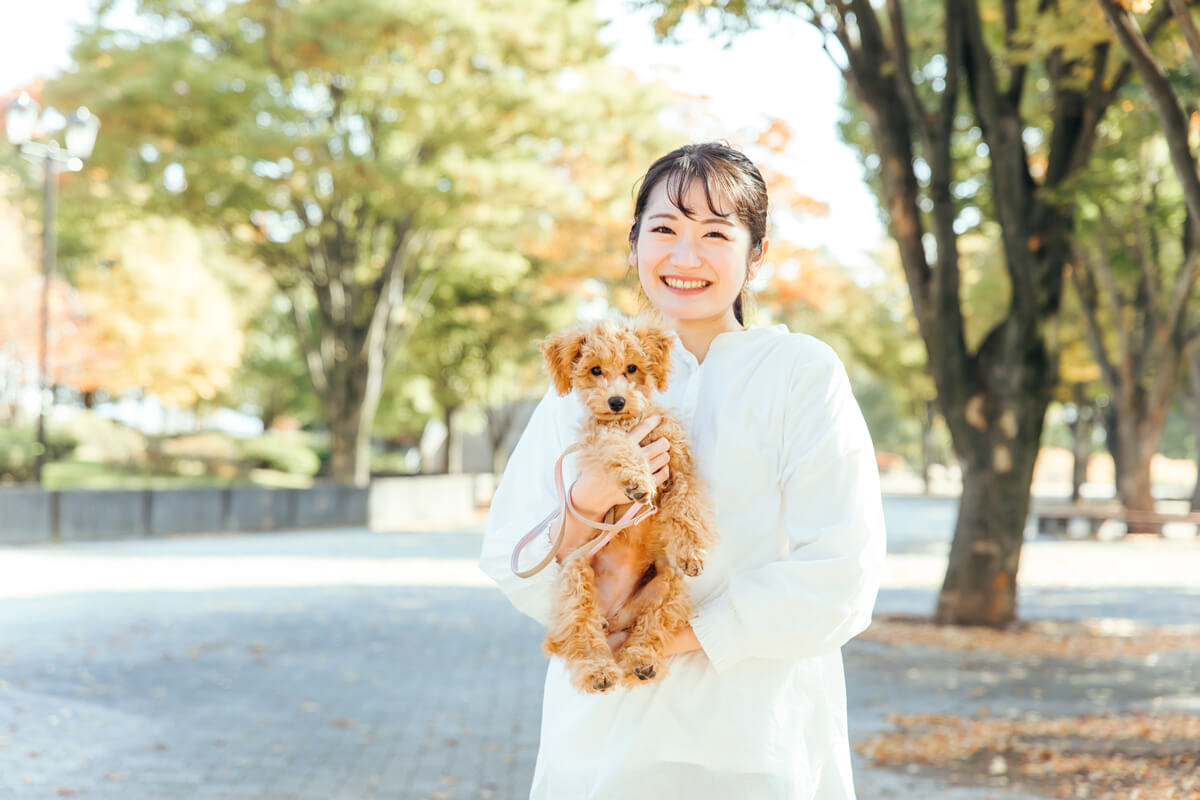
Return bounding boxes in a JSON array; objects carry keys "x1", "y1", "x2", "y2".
[
  {"x1": 0, "y1": 423, "x2": 80, "y2": 482},
  {"x1": 0, "y1": 426, "x2": 37, "y2": 482},
  {"x1": 56, "y1": 412, "x2": 147, "y2": 466},
  {"x1": 238, "y1": 435, "x2": 320, "y2": 476}
]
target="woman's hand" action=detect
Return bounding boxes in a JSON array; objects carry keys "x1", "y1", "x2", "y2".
[
  {"x1": 569, "y1": 414, "x2": 671, "y2": 518},
  {"x1": 553, "y1": 415, "x2": 670, "y2": 563}
]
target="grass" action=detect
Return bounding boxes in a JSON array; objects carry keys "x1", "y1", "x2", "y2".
[{"x1": 36, "y1": 461, "x2": 314, "y2": 491}]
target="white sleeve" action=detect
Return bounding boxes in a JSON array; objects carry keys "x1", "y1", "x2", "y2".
[
  {"x1": 690, "y1": 350, "x2": 887, "y2": 673},
  {"x1": 477, "y1": 387, "x2": 572, "y2": 627}
]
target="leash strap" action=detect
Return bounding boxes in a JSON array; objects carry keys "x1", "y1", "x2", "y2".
[{"x1": 510, "y1": 444, "x2": 657, "y2": 578}]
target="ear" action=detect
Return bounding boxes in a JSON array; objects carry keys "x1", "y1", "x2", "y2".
[
  {"x1": 540, "y1": 330, "x2": 587, "y2": 395},
  {"x1": 747, "y1": 238, "x2": 768, "y2": 282},
  {"x1": 636, "y1": 323, "x2": 674, "y2": 391}
]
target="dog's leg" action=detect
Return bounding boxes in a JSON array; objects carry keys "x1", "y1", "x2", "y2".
[
  {"x1": 654, "y1": 423, "x2": 717, "y2": 577},
  {"x1": 581, "y1": 428, "x2": 657, "y2": 505},
  {"x1": 543, "y1": 555, "x2": 622, "y2": 694},
  {"x1": 655, "y1": 470, "x2": 717, "y2": 577},
  {"x1": 616, "y1": 558, "x2": 691, "y2": 686}
]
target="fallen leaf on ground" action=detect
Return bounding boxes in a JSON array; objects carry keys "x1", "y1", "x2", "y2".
[
  {"x1": 857, "y1": 712, "x2": 1200, "y2": 799},
  {"x1": 861, "y1": 616, "x2": 1200, "y2": 659}
]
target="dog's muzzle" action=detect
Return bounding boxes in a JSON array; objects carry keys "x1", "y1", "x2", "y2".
[{"x1": 608, "y1": 396, "x2": 626, "y2": 412}]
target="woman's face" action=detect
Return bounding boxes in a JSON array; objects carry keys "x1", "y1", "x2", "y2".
[{"x1": 630, "y1": 178, "x2": 765, "y2": 330}]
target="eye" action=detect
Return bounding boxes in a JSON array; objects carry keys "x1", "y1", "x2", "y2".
[
  {"x1": 650, "y1": 225, "x2": 674, "y2": 234},
  {"x1": 705, "y1": 230, "x2": 731, "y2": 240},
  {"x1": 590, "y1": 366, "x2": 602, "y2": 376},
  {"x1": 626, "y1": 364, "x2": 637, "y2": 374}
]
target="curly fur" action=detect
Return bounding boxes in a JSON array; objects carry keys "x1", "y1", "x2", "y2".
[{"x1": 539, "y1": 318, "x2": 717, "y2": 693}]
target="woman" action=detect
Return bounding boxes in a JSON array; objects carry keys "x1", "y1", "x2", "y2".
[{"x1": 478, "y1": 142, "x2": 886, "y2": 799}]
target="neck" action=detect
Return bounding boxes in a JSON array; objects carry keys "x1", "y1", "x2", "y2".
[{"x1": 667, "y1": 313, "x2": 744, "y2": 364}]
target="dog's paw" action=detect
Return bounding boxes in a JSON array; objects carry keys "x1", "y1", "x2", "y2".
[
  {"x1": 670, "y1": 546, "x2": 705, "y2": 577},
  {"x1": 676, "y1": 554, "x2": 704, "y2": 577},
  {"x1": 619, "y1": 651, "x2": 665, "y2": 687},
  {"x1": 620, "y1": 470, "x2": 657, "y2": 504},
  {"x1": 578, "y1": 664, "x2": 621, "y2": 694}
]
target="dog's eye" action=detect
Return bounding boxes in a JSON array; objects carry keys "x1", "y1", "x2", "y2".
[
  {"x1": 590, "y1": 366, "x2": 602, "y2": 376},
  {"x1": 626, "y1": 364, "x2": 637, "y2": 374}
]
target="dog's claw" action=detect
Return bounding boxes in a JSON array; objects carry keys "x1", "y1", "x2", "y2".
[
  {"x1": 625, "y1": 486, "x2": 647, "y2": 502},
  {"x1": 634, "y1": 664, "x2": 656, "y2": 681},
  {"x1": 592, "y1": 676, "x2": 615, "y2": 691}
]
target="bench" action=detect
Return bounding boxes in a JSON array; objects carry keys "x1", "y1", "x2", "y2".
[{"x1": 1033, "y1": 504, "x2": 1200, "y2": 539}]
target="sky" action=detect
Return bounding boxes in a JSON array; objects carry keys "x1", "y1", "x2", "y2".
[{"x1": 0, "y1": 0, "x2": 885, "y2": 269}]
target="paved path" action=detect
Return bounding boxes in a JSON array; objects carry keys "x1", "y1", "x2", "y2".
[{"x1": 1, "y1": 520, "x2": 1197, "y2": 799}]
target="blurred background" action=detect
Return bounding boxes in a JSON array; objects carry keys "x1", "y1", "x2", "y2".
[
  {"x1": 2, "y1": 2, "x2": 1199, "y2": 798},
  {"x1": 2, "y1": 1, "x2": 1195, "y2": 510}
]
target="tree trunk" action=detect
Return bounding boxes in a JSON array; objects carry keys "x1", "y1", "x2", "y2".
[
  {"x1": 1189, "y1": 347, "x2": 1200, "y2": 510},
  {"x1": 319, "y1": 357, "x2": 370, "y2": 486},
  {"x1": 933, "y1": 336, "x2": 1052, "y2": 627},
  {"x1": 920, "y1": 399, "x2": 936, "y2": 495},
  {"x1": 1108, "y1": 398, "x2": 1171, "y2": 531},
  {"x1": 443, "y1": 405, "x2": 462, "y2": 474},
  {"x1": 936, "y1": 450, "x2": 1036, "y2": 627},
  {"x1": 1069, "y1": 386, "x2": 1093, "y2": 503}
]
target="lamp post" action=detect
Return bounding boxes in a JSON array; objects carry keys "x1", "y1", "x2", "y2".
[{"x1": 5, "y1": 92, "x2": 100, "y2": 483}]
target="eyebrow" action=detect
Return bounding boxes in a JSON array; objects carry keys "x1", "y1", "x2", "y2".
[{"x1": 647, "y1": 212, "x2": 734, "y2": 227}]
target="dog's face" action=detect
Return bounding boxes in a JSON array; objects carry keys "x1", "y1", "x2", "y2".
[{"x1": 541, "y1": 320, "x2": 674, "y2": 422}]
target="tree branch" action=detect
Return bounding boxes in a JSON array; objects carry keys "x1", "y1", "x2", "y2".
[
  {"x1": 885, "y1": 0, "x2": 934, "y2": 155},
  {"x1": 1168, "y1": 0, "x2": 1200, "y2": 67},
  {"x1": 1069, "y1": 255, "x2": 1121, "y2": 393}
]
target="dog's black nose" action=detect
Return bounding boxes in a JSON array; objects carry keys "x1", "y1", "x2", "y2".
[{"x1": 608, "y1": 396, "x2": 626, "y2": 412}]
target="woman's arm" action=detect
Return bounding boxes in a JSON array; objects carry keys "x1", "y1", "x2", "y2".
[
  {"x1": 689, "y1": 348, "x2": 887, "y2": 674},
  {"x1": 477, "y1": 389, "x2": 571, "y2": 626}
]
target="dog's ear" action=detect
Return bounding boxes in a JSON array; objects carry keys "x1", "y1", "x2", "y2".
[
  {"x1": 637, "y1": 324, "x2": 674, "y2": 391},
  {"x1": 540, "y1": 329, "x2": 587, "y2": 395}
]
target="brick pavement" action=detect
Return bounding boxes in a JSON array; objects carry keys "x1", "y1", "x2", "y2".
[
  {"x1": 1, "y1": 525, "x2": 1196, "y2": 799},
  {"x1": 0, "y1": 531, "x2": 543, "y2": 800}
]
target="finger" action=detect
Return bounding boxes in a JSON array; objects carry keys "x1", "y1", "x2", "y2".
[
  {"x1": 642, "y1": 437, "x2": 670, "y2": 457},
  {"x1": 654, "y1": 464, "x2": 670, "y2": 485},
  {"x1": 629, "y1": 414, "x2": 662, "y2": 442},
  {"x1": 649, "y1": 452, "x2": 670, "y2": 471}
]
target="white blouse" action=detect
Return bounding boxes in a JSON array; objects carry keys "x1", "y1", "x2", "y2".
[{"x1": 478, "y1": 324, "x2": 886, "y2": 800}]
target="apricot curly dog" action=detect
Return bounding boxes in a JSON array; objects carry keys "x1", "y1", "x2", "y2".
[{"x1": 539, "y1": 318, "x2": 717, "y2": 694}]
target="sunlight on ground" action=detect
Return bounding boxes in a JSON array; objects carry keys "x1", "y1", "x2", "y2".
[
  {"x1": 2, "y1": 532, "x2": 1197, "y2": 600},
  {"x1": 0, "y1": 553, "x2": 492, "y2": 597}
]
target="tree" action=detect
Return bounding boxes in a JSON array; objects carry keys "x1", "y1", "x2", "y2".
[
  {"x1": 638, "y1": 0, "x2": 1178, "y2": 625},
  {"x1": 396, "y1": 242, "x2": 563, "y2": 473},
  {"x1": 1068, "y1": 124, "x2": 1198, "y2": 524},
  {"x1": 222, "y1": 291, "x2": 321, "y2": 430},
  {"x1": 0, "y1": 179, "x2": 121, "y2": 415},
  {"x1": 1094, "y1": 0, "x2": 1200, "y2": 518},
  {"x1": 43, "y1": 0, "x2": 672, "y2": 485},
  {"x1": 73, "y1": 218, "x2": 245, "y2": 407}
]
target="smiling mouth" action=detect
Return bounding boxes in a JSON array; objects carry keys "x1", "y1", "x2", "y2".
[{"x1": 661, "y1": 276, "x2": 712, "y2": 290}]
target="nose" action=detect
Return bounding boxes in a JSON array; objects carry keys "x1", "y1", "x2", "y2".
[
  {"x1": 608, "y1": 396, "x2": 626, "y2": 412},
  {"x1": 672, "y1": 237, "x2": 701, "y2": 268}
]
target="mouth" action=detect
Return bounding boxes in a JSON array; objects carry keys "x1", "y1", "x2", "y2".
[{"x1": 661, "y1": 276, "x2": 712, "y2": 293}]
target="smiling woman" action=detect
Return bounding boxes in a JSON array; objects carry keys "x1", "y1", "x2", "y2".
[
  {"x1": 629, "y1": 145, "x2": 769, "y2": 359},
  {"x1": 479, "y1": 142, "x2": 887, "y2": 800}
]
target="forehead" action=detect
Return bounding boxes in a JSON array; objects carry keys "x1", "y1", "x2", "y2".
[
  {"x1": 578, "y1": 326, "x2": 645, "y2": 361},
  {"x1": 644, "y1": 176, "x2": 737, "y2": 221}
]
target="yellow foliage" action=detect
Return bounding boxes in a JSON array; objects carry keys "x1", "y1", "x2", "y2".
[{"x1": 74, "y1": 219, "x2": 245, "y2": 407}]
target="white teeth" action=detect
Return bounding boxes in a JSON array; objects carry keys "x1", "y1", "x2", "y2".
[{"x1": 663, "y1": 277, "x2": 710, "y2": 289}]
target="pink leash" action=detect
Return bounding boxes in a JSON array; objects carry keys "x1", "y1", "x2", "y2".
[{"x1": 510, "y1": 443, "x2": 658, "y2": 578}]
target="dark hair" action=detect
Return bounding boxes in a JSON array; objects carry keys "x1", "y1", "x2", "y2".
[{"x1": 629, "y1": 142, "x2": 769, "y2": 325}]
